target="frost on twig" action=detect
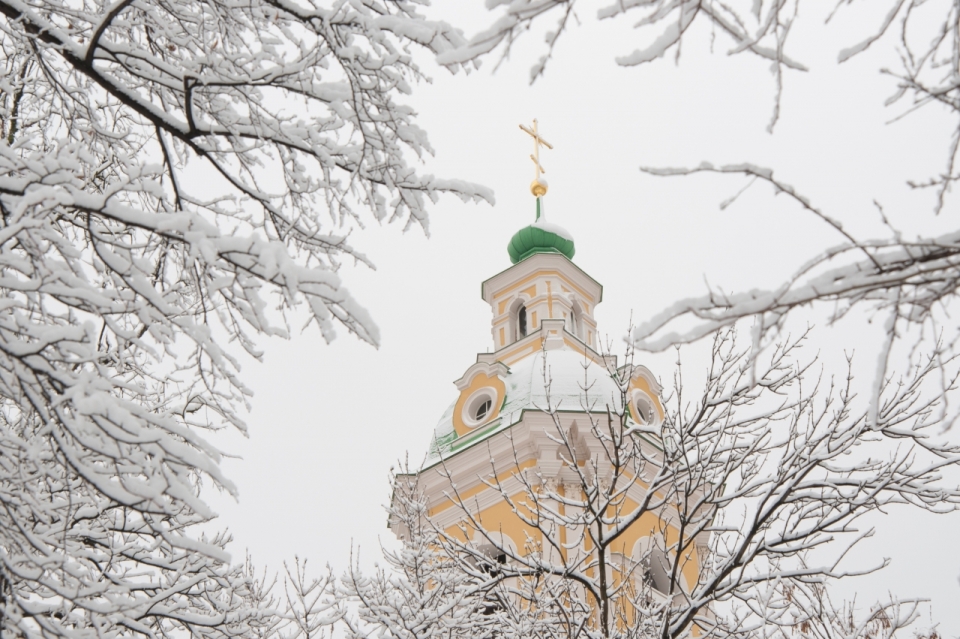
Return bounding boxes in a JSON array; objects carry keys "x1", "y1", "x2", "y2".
[
  {"x1": 369, "y1": 330, "x2": 952, "y2": 639},
  {"x1": 0, "y1": 0, "x2": 490, "y2": 635},
  {"x1": 439, "y1": 0, "x2": 803, "y2": 125},
  {"x1": 635, "y1": 162, "x2": 960, "y2": 427}
]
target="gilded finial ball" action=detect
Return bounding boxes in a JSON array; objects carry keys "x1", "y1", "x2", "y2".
[{"x1": 530, "y1": 178, "x2": 548, "y2": 197}]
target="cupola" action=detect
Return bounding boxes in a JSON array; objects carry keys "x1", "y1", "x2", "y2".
[
  {"x1": 482, "y1": 119, "x2": 600, "y2": 352},
  {"x1": 507, "y1": 199, "x2": 576, "y2": 263}
]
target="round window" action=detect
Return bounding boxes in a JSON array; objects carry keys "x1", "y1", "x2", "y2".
[
  {"x1": 463, "y1": 388, "x2": 498, "y2": 428},
  {"x1": 632, "y1": 393, "x2": 657, "y2": 425}
]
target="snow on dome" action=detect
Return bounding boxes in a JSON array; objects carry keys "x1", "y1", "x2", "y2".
[
  {"x1": 425, "y1": 400, "x2": 456, "y2": 461},
  {"x1": 532, "y1": 216, "x2": 574, "y2": 242},
  {"x1": 499, "y1": 348, "x2": 621, "y2": 417},
  {"x1": 507, "y1": 220, "x2": 576, "y2": 263},
  {"x1": 424, "y1": 347, "x2": 623, "y2": 465},
  {"x1": 506, "y1": 195, "x2": 577, "y2": 263}
]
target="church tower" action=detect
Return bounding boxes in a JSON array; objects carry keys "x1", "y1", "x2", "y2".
[{"x1": 393, "y1": 122, "x2": 706, "y2": 627}]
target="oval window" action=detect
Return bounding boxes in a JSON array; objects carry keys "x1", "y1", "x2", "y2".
[
  {"x1": 632, "y1": 393, "x2": 657, "y2": 425},
  {"x1": 463, "y1": 387, "x2": 498, "y2": 428}
]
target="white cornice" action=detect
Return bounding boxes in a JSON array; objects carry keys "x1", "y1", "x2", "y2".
[
  {"x1": 620, "y1": 363, "x2": 663, "y2": 395},
  {"x1": 420, "y1": 411, "x2": 668, "y2": 508},
  {"x1": 415, "y1": 409, "x2": 700, "y2": 542},
  {"x1": 481, "y1": 253, "x2": 603, "y2": 305},
  {"x1": 490, "y1": 322, "x2": 611, "y2": 368},
  {"x1": 454, "y1": 360, "x2": 511, "y2": 390}
]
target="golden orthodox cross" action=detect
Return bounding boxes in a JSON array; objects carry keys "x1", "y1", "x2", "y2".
[{"x1": 519, "y1": 119, "x2": 553, "y2": 191}]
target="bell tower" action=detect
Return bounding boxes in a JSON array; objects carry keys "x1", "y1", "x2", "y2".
[
  {"x1": 483, "y1": 249, "x2": 602, "y2": 355},
  {"x1": 484, "y1": 118, "x2": 602, "y2": 355}
]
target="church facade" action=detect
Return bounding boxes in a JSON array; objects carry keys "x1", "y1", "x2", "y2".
[{"x1": 392, "y1": 124, "x2": 707, "y2": 627}]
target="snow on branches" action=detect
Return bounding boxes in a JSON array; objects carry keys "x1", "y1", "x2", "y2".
[
  {"x1": 0, "y1": 0, "x2": 489, "y2": 635},
  {"x1": 438, "y1": 0, "x2": 802, "y2": 124},
  {"x1": 438, "y1": 0, "x2": 960, "y2": 428},
  {"x1": 386, "y1": 332, "x2": 956, "y2": 639}
]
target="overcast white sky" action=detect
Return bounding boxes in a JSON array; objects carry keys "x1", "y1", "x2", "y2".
[{"x1": 206, "y1": 2, "x2": 960, "y2": 635}]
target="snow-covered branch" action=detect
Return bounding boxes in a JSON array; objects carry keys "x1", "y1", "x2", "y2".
[
  {"x1": 384, "y1": 331, "x2": 954, "y2": 639},
  {"x1": 0, "y1": 1, "x2": 490, "y2": 635}
]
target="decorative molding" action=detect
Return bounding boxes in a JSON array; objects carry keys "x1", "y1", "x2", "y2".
[
  {"x1": 540, "y1": 318, "x2": 565, "y2": 350},
  {"x1": 624, "y1": 363, "x2": 662, "y2": 395},
  {"x1": 481, "y1": 253, "x2": 603, "y2": 307},
  {"x1": 454, "y1": 360, "x2": 510, "y2": 391}
]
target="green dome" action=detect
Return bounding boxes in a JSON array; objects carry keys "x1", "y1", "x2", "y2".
[{"x1": 507, "y1": 223, "x2": 576, "y2": 264}]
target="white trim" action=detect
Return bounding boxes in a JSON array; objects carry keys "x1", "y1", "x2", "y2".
[
  {"x1": 482, "y1": 253, "x2": 602, "y2": 306},
  {"x1": 453, "y1": 361, "x2": 509, "y2": 391},
  {"x1": 630, "y1": 364, "x2": 662, "y2": 395},
  {"x1": 462, "y1": 386, "x2": 498, "y2": 428}
]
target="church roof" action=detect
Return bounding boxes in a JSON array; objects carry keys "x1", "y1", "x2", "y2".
[
  {"x1": 506, "y1": 196, "x2": 576, "y2": 264},
  {"x1": 507, "y1": 217, "x2": 576, "y2": 263},
  {"x1": 424, "y1": 347, "x2": 625, "y2": 467}
]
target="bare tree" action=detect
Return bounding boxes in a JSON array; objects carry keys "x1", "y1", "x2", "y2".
[
  {"x1": 0, "y1": 1, "x2": 489, "y2": 635},
  {"x1": 385, "y1": 331, "x2": 956, "y2": 639}
]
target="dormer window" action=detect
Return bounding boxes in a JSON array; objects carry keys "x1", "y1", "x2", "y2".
[
  {"x1": 462, "y1": 387, "x2": 499, "y2": 428},
  {"x1": 518, "y1": 305, "x2": 528, "y2": 339}
]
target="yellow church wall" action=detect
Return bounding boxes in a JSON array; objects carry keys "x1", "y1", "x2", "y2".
[
  {"x1": 561, "y1": 336, "x2": 590, "y2": 357},
  {"x1": 434, "y1": 480, "x2": 699, "y2": 594},
  {"x1": 596, "y1": 488, "x2": 700, "y2": 590},
  {"x1": 440, "y1": 491, "x2": 544, "y2": 560},
  {"x1": 471, "y1": 495, "x2": 541, "y2": 555},
  {"x1": 611, "y1": 506, "x2": 701, "y2": 593}
]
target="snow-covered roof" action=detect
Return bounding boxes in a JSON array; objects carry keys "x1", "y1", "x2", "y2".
[
  {"x1": 532, "y1": 216, "x2": 574, "y2": 242},
  {"x1": 425, "y1": 347, "x2": 625, "y2": 466}
]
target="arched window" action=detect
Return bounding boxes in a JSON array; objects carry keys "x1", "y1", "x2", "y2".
[
  {"x1": 634, "y1": 537, "x2": 673, "y2": 595},
  {"x1": 641, "y1": 549, "x2": 671, "y2": 593},
  {"x1": 478, "y1": 545, "x2": 507, "y2": 575},
  {"x1": 477, "y1": 544, "x2": 508, "y2": 615},
  {"x1": 518, "y1": 305, "x2": 528, "y2": 339},
  {"x1": 564, "y1": 299, "x2": 586, "y2": 340}
]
